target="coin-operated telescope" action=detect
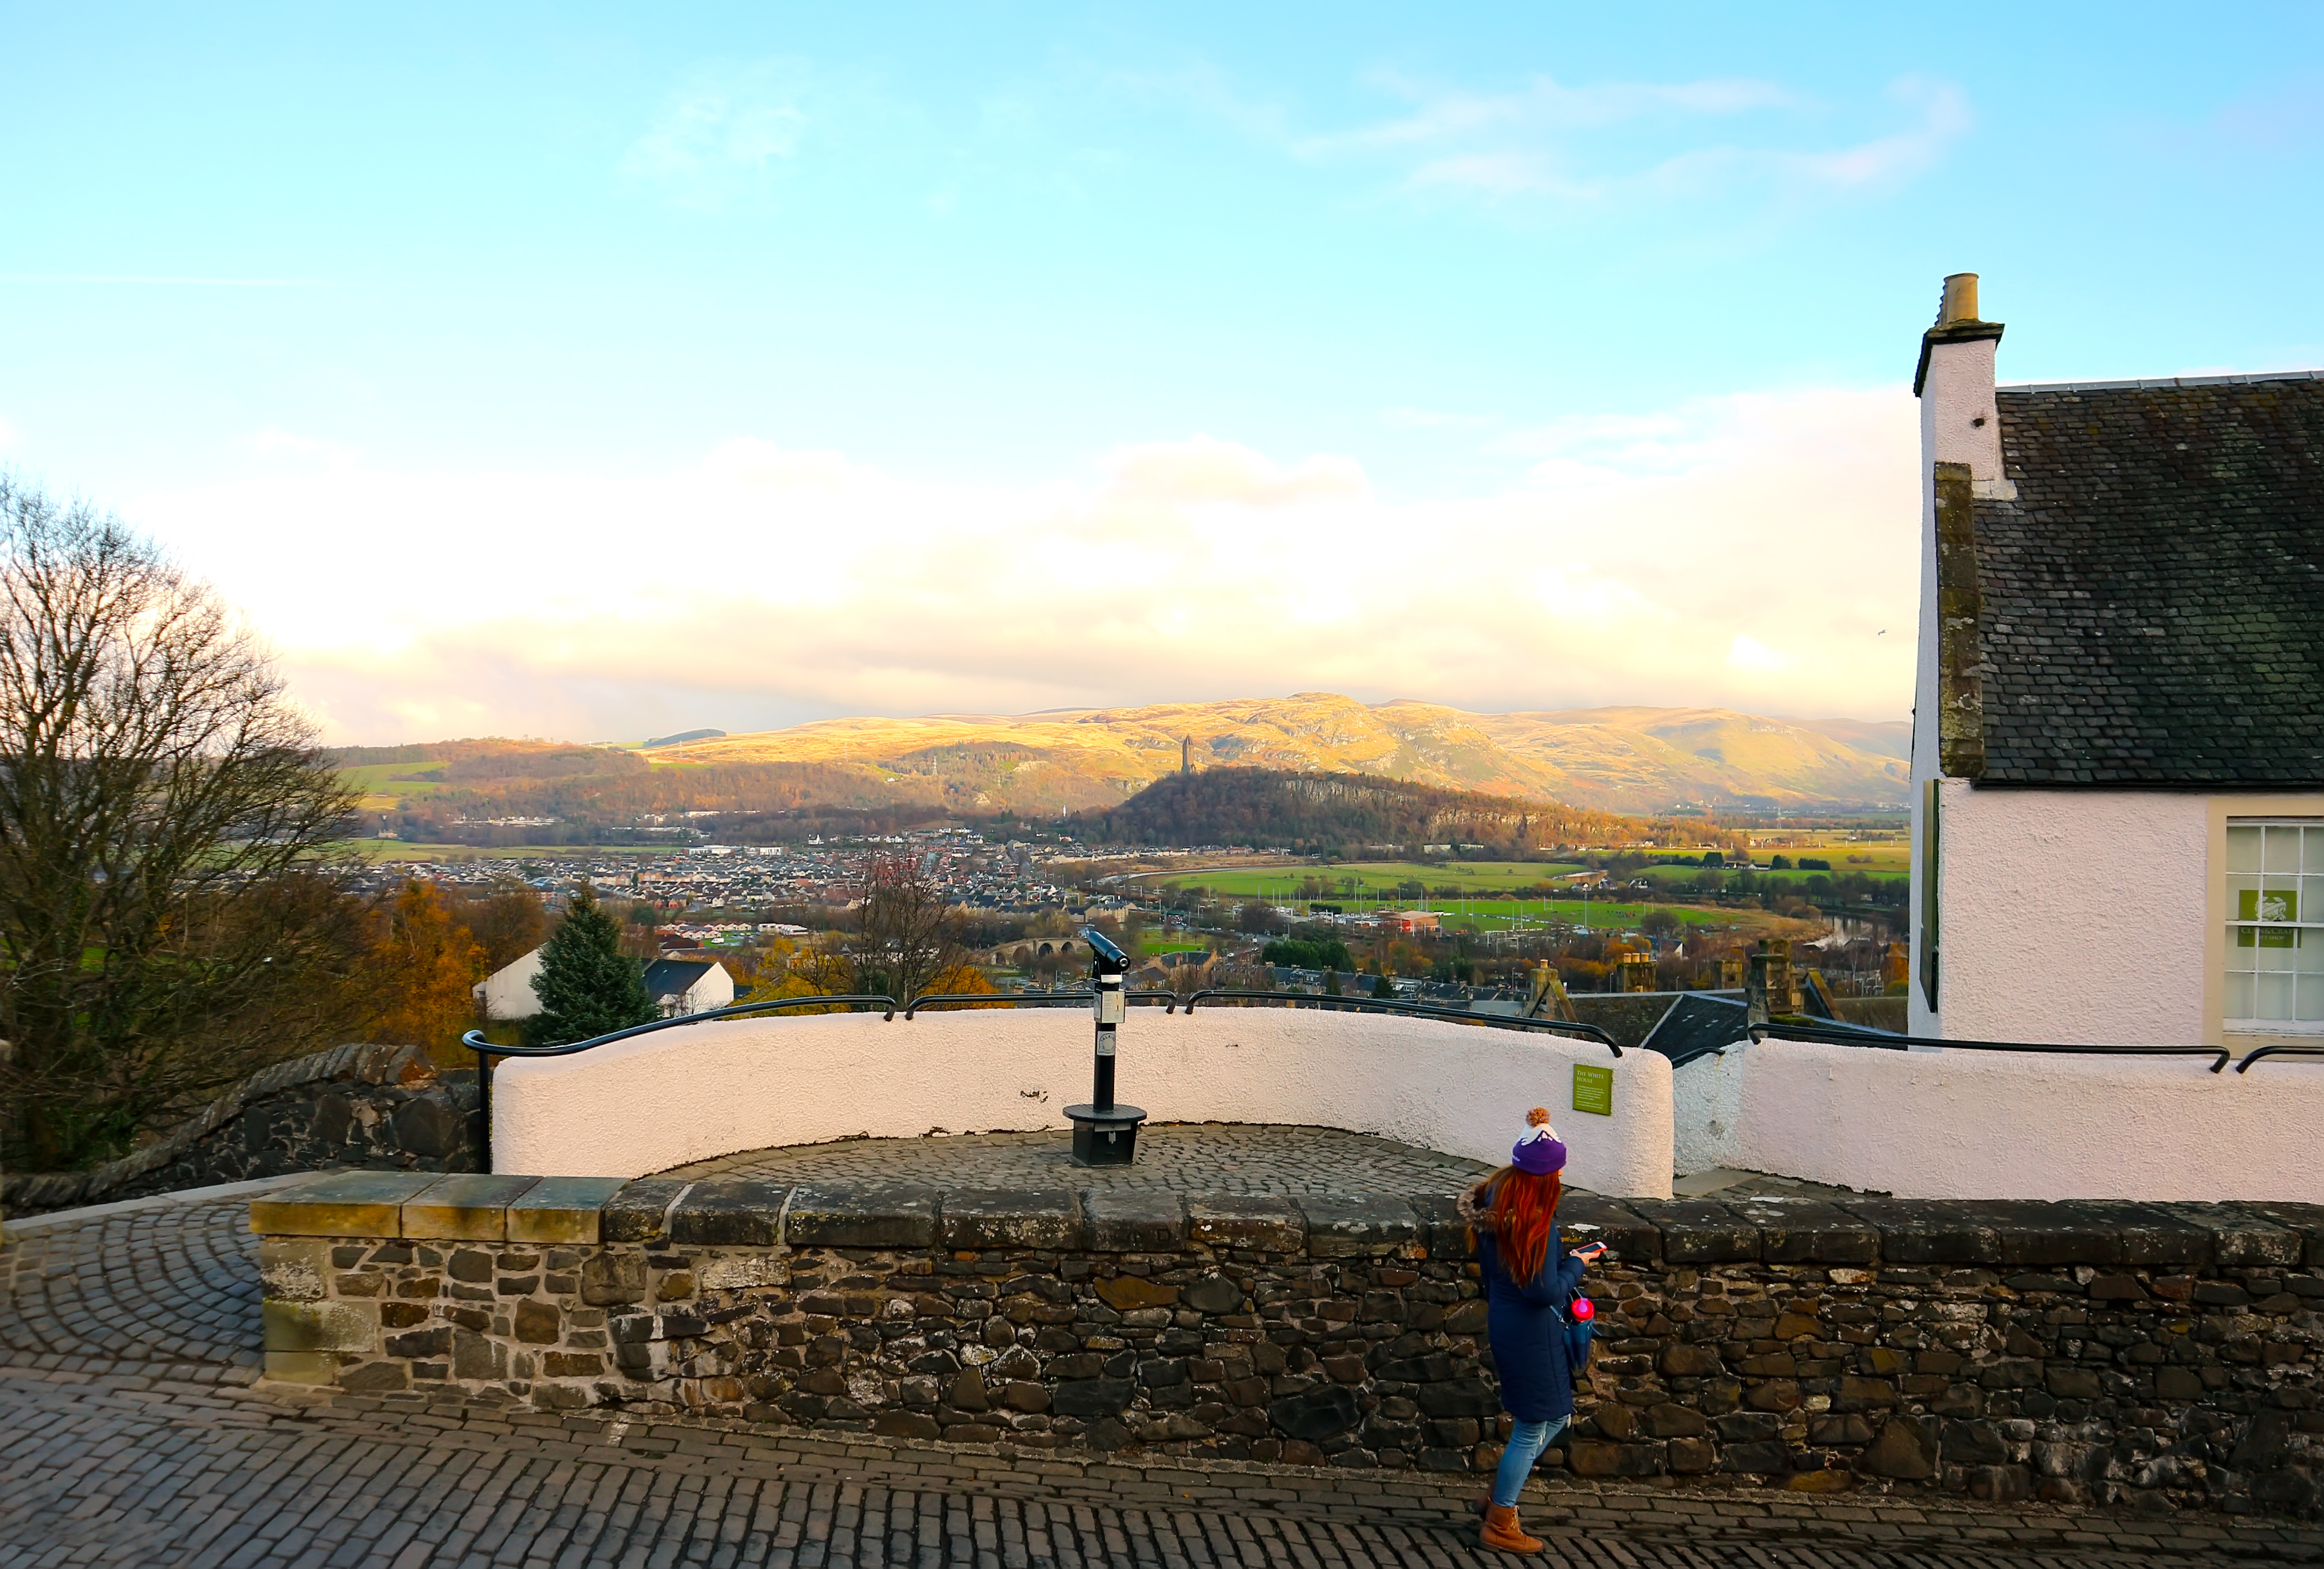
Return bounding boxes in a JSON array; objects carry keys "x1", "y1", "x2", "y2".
[{"x1": 1062, "y1": 927, "x2": 1145, "y2": 1166}]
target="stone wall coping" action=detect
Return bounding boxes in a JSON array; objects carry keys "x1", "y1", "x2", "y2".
[{"x1": 247, "y1": 1173, "x2": 2324, "y2": 1269}]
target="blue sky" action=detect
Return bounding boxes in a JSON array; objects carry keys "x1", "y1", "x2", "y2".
[{"x1": 3, "y1": 5, "x2": 2320, "y2": 742}]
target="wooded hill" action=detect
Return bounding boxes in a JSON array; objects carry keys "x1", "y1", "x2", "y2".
[
  {"x1": 1069, "y1": 768, "x2": 1666, "y2": 854},
  {"x1": 336, "y1": 740, "x2": 950, "y2": 846}
]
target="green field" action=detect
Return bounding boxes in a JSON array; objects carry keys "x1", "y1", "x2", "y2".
[
  {"x1": 341, "y1": 761, "x2": 451, "y2": 810},
  {"x1": 1160, "y1": 861, "x2": 1585, "y2": 898},
  {"x1": 1648, "y1": 862, "x2": 1907, "y2": 889},
  {"x1": 1429, "y1": 899, "x2": 1747, "y2": 933}
]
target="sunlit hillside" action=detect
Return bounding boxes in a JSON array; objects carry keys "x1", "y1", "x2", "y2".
[{"x1": 652, "y1": 694, "x2": 1909, "y2": 815}]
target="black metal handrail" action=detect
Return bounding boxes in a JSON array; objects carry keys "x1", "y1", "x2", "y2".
[
  {"x1": 462, "y1": 993, "x2": 900, "y2": 1062},
  {"x1": 2234, "y1": 1043, "x2": 2324, "y2": 1073},
  {"x1": 903, "y1": 989, "x2": 1179, "y2": 1019},
  {"x1": 1182, "y1": 989, "x2": 1622, "y2": 1056},
  {"x1": 1748, "y1": 1020, "x2": 2231, "y2": 1074}
]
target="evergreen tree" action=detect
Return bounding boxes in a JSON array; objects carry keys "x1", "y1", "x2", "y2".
[
  {"x1": 528, "y1": 883, "x2": 657, "y2": 1047},
  {"x1": 1371, "y1": 972, "x2": 1398, "y2": 1001}
]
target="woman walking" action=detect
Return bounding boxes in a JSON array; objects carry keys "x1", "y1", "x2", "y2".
[{"x1": 1461, "y1": 1108, "x2": 1604, "y2": 1555}]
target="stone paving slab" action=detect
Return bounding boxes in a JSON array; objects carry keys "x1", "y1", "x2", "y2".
[{"x1": 8, "y1": 1170, "x2": 2324, "y2": 1565}]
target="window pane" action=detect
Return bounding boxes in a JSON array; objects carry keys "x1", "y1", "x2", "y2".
[
  {"x1": 2225, "y1": 972, "x2": 2256, "y2": 1018},
  {"x1": 2309, "y1": 827, "x2": 2324, "y2": 874},
  {"x1": 2299, "y1": 933, "x2": 2324, "y2": 975},
  {"x1": 2231, "y1": 875, "x2": 2261, "y2": 934},
  {"x1": 2258, "y1": 971, "x2": 2294, "y2": 1019},
  {"x1": 2259, "y1": 941, "x2": 2294, "y2": 972},
  {"x1": 2229, "y1": 825, "x2": 2262, "y2": 874},
  {"x1": 2302, "y1": 975, "x2": 2324, "y2": 1023},
  {"x1": 2227, "y1": 931, "x2": 2258, "y2": 970},
  {"x1": 2260, "y1": 879, "x2": 2300, "y2": 937},
  {"x1": 2266, "y1": 826, "x2": 2305, "y2": 872}
]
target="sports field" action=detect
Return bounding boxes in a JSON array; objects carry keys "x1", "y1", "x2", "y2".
[{"x1": 1159, "y1": 861, "x2": 1584, "y2": 899}]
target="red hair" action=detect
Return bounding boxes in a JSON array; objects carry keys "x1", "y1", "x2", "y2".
[{"x1": 1486, "y1": 1166, "x2": 1562, "y2": 1285}]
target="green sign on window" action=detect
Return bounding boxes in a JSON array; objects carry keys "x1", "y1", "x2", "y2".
[
  {"x1": 2239, "y1": 886, "x2": 2300, "y2": 948},
  {"x1": 1572, "y1": 1063, "x2": 1614, "y2": 1117}
]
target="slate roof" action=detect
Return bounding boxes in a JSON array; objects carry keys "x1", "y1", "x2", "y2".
[
  {"x1": 1638, "y1": 994, "x2": 1750, "y2": 1069},
  {"x1": 643, "y1": 957, "x2": 721, "y2": 997},
  {"x1": 1966, "y1": 371, "x2": 2324, "y2": 785}
]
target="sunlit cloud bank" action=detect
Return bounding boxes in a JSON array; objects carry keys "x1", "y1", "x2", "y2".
[{"x1": 130, "y1": 388, "x2": 1918, "y2": 744}]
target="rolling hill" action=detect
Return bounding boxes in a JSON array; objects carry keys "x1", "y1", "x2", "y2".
[
  {"x1": 1071, "y1": 768, "x2": 1656, "y2": 853},
  {"x1": 648, "y1": 694, "x2": 1909, "y2": 816}
]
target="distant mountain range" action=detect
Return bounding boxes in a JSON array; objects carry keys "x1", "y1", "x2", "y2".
[{"x1": 645, "y1": 694, "x2": 1909, "y2": 816}]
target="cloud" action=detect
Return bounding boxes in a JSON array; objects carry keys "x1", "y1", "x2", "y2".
[
  {"x1": 1302, "y1": 71, "x2": 1968, "y2": 213},
  {"x1": 127, "y1": 386, "x2": 1919, "y2": 743},
  {"x1": 619, "y1": 60, "x2": 855, "y2": 210},
  {"x1": 1103, "y1": 436, "x2": 1369, "y2": 509},
  {"x1": 1726, "y1": 634, "x2": 1793, "y2": 673}
]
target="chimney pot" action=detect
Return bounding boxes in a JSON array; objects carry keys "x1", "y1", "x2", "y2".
[{"x1": 1939, "y1": 272, "x2": 1980, "y2": 325}]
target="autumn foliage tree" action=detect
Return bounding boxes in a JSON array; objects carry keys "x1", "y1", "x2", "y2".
[{"x1": 362, "y1": 881, "x2": 486, "y2": 1055}]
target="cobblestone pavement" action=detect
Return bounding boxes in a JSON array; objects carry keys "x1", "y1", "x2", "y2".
[
  {"x1": 5, "y1": 1189, "x2": 2324, "y2": 1567},
  {"x1": 660, "y1": 1124, "x2": 1496, "y2": 1195}
]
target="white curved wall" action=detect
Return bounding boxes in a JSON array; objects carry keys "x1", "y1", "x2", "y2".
[
  {"x1": 491, "y1": 1008, "x2": 1675, "y2": 1199},
  {"x1": 1671, "y1": 1048, "x2": 1745, "y2": 1177},
  {"x1": 1726, "y1": 1036, "x2": 2324, "y2": 1203}
]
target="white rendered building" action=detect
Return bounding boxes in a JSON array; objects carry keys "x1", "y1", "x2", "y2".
[{"x1": 1907, "y1": 274, "x2": 2324, "y2": 1048}]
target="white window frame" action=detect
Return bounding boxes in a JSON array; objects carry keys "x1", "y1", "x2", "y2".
[{"x1": 2223, "y1": 816, "x2": 2324, "y2": 1037}]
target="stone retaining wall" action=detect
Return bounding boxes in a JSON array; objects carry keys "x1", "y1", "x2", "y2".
[
  {"x1": 6, "y1": 1043, "x2": 480, "y2": 1217},
  {"x1": 253, "y1": 1173, "x2": 2324, "y2": 1518}
]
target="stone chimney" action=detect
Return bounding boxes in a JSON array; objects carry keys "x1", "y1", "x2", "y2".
[
  {"x1": 1914, "y1": 272, "x2": 2007, "y2": 492},
  {"x1": 1918, "y1": 272, "x2": 2007, "y2": 780},
  {"x1": 1746, "y1": 938, "x2": 1801, "y2": 1025},
  {"x1": 1181, "y1": 736, "x2": 1192, "y2": 776},
  {"x1": 1617, "y1": 951, "x2": 1656, "y2": 994}
]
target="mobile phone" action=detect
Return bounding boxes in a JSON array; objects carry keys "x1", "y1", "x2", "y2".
[{"x1": 1571, "y1": 1242, "x2": 1608, "y2": 1259}]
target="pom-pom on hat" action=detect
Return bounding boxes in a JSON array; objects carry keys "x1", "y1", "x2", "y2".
[{"x1": 1513, "y1": 1106, "x2": 1567, "y2": 1174}]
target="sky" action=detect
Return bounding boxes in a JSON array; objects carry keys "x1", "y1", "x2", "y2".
[{"x1": 3, "y1": 3, "x2": 2320, "y2": 745}]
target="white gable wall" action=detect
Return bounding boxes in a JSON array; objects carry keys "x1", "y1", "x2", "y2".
[
  {"x1": 474, "y1": 948, "x2": 546, "y2": 1021},
  {"x1": 1929, "y1": 784, "x2": 2208, "y2": 1045}
]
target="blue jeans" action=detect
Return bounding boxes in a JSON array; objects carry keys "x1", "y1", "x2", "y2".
[{"x1": 1491, "y1": 1417, "x2": 1569, "y2": 1508}]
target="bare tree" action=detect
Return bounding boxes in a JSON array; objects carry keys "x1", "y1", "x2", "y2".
[
  {"x1": 0, "y1": 478, "x2": 361, "y2": 1169},
  {"x1": 793, "y1": 850, "x2": 968, "y2": 1003}
]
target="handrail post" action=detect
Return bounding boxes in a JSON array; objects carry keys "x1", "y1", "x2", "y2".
[{"x1": 474, "y1": 1038, "x2": 493, "y2": 1174}]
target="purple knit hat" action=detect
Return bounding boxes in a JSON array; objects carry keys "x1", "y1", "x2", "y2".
[{"x1": 1512, "y1": 1107, "x2": 1567, "y2": 1174}]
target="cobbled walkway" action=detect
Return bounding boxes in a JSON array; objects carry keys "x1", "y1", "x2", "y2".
[
  {"x1": 660, "y1": 1125, "x2": 1494, "y2": 1195},
  {"x1": 5, "y1": 1190, "x2": 2324, "y2": 1567}
]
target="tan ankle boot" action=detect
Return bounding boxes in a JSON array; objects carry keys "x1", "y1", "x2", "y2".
[{"x1": 1480, "y1": 1503, "x2": 1543, "y2": 1555}]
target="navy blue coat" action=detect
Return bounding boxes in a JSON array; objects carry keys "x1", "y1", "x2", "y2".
[{"x1": 1477, "y1": 1218, "x2": 1588, "y2": 1423}]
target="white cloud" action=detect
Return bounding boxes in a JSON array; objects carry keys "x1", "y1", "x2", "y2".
[
  {"x1": 126, "y1": 385, "x2": 1919, "y2": 743},
  {"x1": 1726, "y1": 634, "x2": 1793, "y2": 672},
  {"x1": 1303, "y1": 71, "x2": 1969, "y2": 213},
  {"x1": 1103, "y1": 436, "x2": 1368, "y2": 509},
  {"x1": 619, "y1": 60, "x2": 855, "y2": 210}
]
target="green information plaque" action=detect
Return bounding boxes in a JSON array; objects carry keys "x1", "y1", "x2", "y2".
[{"x1": 1572, "y1": 1063, "x2": 1614, "y2": 1117}]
